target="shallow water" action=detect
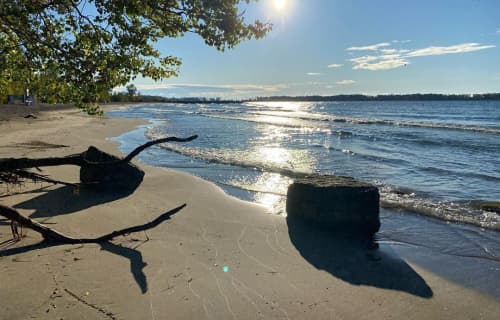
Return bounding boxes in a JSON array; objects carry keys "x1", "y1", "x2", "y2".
[
  {"x1": 108, "y1": 100, "x2": 500, "y2": 231},
  {"x1": 109, "y1": 100, "x2": 500, "y2": 297}
]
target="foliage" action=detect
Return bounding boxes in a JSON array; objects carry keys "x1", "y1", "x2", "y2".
[
  {"x1": 0, "y1": 1, "x2": 271, "y2": 109},
  {"x1": 126, "y1": 83, "x2": 138, "y2": 97}
]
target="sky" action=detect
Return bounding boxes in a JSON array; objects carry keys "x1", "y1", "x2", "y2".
[{"x1": 124, "y1": 0, "x2": 500, "y2": 98}]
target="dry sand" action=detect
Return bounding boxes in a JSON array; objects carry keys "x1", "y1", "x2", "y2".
[{"x1": 0, "y1": 105, "x2": 499, "y2": 319}]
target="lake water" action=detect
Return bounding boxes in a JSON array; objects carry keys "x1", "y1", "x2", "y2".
[{"x1": 108, "y1": 100, "x2": 500, "y2": 273}]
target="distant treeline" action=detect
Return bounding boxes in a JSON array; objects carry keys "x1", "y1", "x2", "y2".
[
  {"x1": 110, "y1": 92, "x2": 237, "y2": 104},
  {"x1": 110, "y1": 91, "x2": 500, "y2": 104},
  {"x1": 253, "y1": 93, "x2": 500, "y2": 102}
]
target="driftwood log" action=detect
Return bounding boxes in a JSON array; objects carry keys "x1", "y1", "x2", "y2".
[
  {"x1": 0, "y1": 135, "x2": 197, "y2": 241},
  {"x1": 0, "y1": 203, "x2": 185, "y2": 244},
  {"x1": 0, "y1": 135, "x2": 198, "y2": 190}
]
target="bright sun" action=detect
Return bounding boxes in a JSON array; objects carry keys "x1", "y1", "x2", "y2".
[{"x1": 274, "y1": 0, "x2": 287, "y2": 11}]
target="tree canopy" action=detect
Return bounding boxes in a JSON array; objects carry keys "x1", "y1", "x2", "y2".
[{"x1": 0, "y1": 0, "x2": 270, "y2": 111}]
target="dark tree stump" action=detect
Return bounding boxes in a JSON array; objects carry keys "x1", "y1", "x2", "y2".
[
  {"x1": 286, "y1": 175, "x2": 380, "y2": 238},
  {"x1": 80, "y1": 147, "x2": 144, "y2": 191}
]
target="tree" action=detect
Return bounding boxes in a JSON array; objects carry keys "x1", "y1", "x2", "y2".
[
  {"x1": 0, "y1": 1, "x2": 271, "y2": 110},
  {"x1": 126, "y1": 83, "x2": 138, "y2": 97}
]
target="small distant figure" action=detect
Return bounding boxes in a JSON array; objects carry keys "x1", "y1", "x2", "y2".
[
  {"x1": 25, "y1": 96, "x2": 33, "y2": 106},
  {"x1": 24, "y1": 88, "x2": 33, "y2": 106}
]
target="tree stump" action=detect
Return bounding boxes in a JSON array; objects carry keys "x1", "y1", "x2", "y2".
[
  {"x1": 286, "y1": 175, "x2": 380, "y2": 238},
  {"x1": 80, "y1": 146, "x2": 144, "y2": 191}
]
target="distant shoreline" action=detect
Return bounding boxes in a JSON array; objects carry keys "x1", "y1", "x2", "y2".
[{"x1": 110, "y1": 92, "x2": 500, "y2": 104}]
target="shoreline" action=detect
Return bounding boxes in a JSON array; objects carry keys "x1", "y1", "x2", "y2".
[{"x1": 1, "y1": 107, "x2": 499, "y2": 319}]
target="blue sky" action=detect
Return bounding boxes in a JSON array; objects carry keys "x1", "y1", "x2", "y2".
[{"x1": 124, "y1": 0, "x2": 500, "y2": 98}]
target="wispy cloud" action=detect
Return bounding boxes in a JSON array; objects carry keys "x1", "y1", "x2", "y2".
[
  {"x1": 327, "y1": 63, "x2": 343, "y2": 68},
  {"x1": 336, "y1": 80, "x2": 356, "y2": 85},
  {"x1": 347, "y1": 42, "x2": 391, "y2": 51},
  {"x1": 348, "y1": 42, "x2": 495, "y2": 71},
  {"x1": 497, "y1": 28, "x2": 500, "y2": 34},
  {"x1": 392, "y1": 39, "x2": 411, "y2": 44},
  {"x1": 306, "y1": 72, "x2": 321, "y2": 76},
  {"x1": 352, "y1": 58, "x2": 408, "y2": 71},
  {"x1": 405, "y1": 43, "x2": 496, "y2": 57},
  {"x1": 380, "y1": 48, "x2": 398, "y2": 54}
]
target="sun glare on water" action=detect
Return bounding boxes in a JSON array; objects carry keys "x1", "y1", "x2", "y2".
[{"x1": 273, "y1": 0, "x2": 287, "y2": 11}]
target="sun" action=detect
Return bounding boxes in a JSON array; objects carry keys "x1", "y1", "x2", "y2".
[{"x1": 273, "y1": 0, "x2": 287, "y2": 11}]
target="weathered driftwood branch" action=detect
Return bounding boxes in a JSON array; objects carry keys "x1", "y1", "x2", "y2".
[
  {"x1": 0, "y1": 203, "x2": 186, "y2": 244},
  {"x1": 0, "y1": 135, "x2": 198, "y2": 172},
  {"x1": 0, "y1": 136, "x2": 195, "y2": 243},
  {"x1": 122, "y1": 135, "x2": 198, "y2": 163},
  {"x1": 0, "y1": 135, "x2": 198, "y2": 188}
]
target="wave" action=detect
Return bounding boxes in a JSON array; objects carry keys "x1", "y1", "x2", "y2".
[
  {"x1": 133, "y1": 103, "x2": 500, "y2": 135},
  {"x1": 215, "y1": 109, "x2": 500, "y2": 135},
  {"x1": 420, "y1": 166, "x2": 500, "y2": 182},
  {"x1": 379, "y1": 188, "x2": 500, "y2": 231},
  {"x1": 391, "y1": 131, "x2": 500, "y2": 152},
  {"x1": 146, "y1": 144, "x2": 499, "y2": 230},
  {"x1": 217, "y1": 170, "x2": 500, "y2": 231},
  {"x1": 146, "y1": 130, "x2": 314, "y2": 178},
  {"x1": 218, "y1": 174, "x2": 500, "y2": 231},
  {"x1": 216, "y1": 180, "x2": 288, "y2": 197},
  {"x1": 200, "y1": 114, "x2": 337, "y2": 134}
]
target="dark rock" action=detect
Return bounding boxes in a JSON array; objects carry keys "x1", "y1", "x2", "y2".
[
  {"x1": 23, "y1": 113, "x2": 37, "y2": 119},
  {"x1": 286, "y1": 175, "x2": 380, "y2": 237},
  {"x1": 80, "y1": 146, "x2": 144, "y2": 191}
]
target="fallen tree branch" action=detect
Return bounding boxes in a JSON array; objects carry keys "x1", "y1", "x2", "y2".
[
  {"x1": 122, "y1": 135, "x2": 198, "y2": 163},
  {"x1": 0, "y1": 135, "x2": 198, "y2": 187},
  {"x1": 0, "y1": 203, "x2": 186, "y2": 244},
  {"x1": 0, "y1": 135, "x2": 197, "y2": 171}
]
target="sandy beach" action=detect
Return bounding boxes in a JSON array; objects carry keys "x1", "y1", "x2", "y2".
[{"x1": 1, "y1": 105, "x2": 499, "y2": 319}]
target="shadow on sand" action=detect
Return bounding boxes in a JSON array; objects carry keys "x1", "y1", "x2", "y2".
[
  {"x1": 14, "y1": 185, "x2": 136, "y2": 219},
  {"x1": 287, "y1": 216, "x2": 433, "y2": 298},
  {"x1": 1, "y1": 185, "x2": 181, "y2": 294},
  {"x1": 0, "y1": 240, "x2": 149, "y2": 293}
]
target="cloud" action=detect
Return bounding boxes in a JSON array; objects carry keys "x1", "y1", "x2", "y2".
[
  {"x1": 336, "y1": 80, "x2": 356, "y2": 85},
  {"x1": 348, "y1": 42, "x2": 495, "y2": 71},
  {"x1": 306, "y1": 72, "x2": 321, "y2": 76},
  {"x1": 380, "y1": 48, "x2": 398, "y2": 54},
  {"x1": 353, "y1": 58, "x2": 408, "y2": 71},
  {"x1": 497, "y1": 29, "x2": 500, "y2": 34},
  {"x1": 392, "y1": 40, "x2": 411, "y2": 44},
  {"x1": 405, "y1": 43, "x2": 496, "y2": 57},
  {"x1": 347, "y1": 42, "x2": 391, "y2": 51},
  {"x1": 349, "y1": 55, "x2": 407, "y2": 70},
  {"x1": 327, "y1": 63, "x2": 343, "y2": 68},
  {"x1": 349, "y1": 56, "x2": 379, "y2": 64}
]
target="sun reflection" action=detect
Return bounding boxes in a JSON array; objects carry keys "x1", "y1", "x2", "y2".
[
  {"x1": 258, "y1": 147, "x2": 292, "y2": 165},
  {"x1": 246, "y1": 100, "x2": 315, "y2": 111},
  {"x1": 251, "y1": 114, "x2": 296, "y2": 127},
  {"x1": 246, "y1": 123, "x2": 316, "y2": 214},
  {"x1": 253, "y1": 172, "x2": 290, "y2": 214}
]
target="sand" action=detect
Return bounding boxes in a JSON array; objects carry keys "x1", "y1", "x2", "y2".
[{"x1": 0, "y1": 105, "x2": 499, "y2": 319}]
